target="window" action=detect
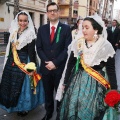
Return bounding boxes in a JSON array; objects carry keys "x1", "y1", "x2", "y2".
[{"x1": 73, "y1": 10, "x2": 78, "y2": 15}]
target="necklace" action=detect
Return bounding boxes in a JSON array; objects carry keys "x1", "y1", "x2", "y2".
[
  {"x1": 18, "y1": 27, "x2": 28, "y2": 36},
  {"x1": 85, "y1": 39, "x2": 98, "y2": 49}
]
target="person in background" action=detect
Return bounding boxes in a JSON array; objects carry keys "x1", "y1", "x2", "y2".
[
  {"x1": 0, "y1": 11, "x2": 44, "y2": 116},
  {"x1": 36, "y1": 2, "x2": 72, "y2": 120},
  {"x1": 71, "y1": 23, "x2": 77, "y2": 31},
  {"x1": 107, "y1": 19, "x2": 120, "y2": 51},
  {"x1": 72, "y1": 19, "x2": 83, "y2": 41},
  {"x1": 57, "y1": 14, "x2": 117, "y2": 120},
  {"x1": 103, "y1": 19, "x2": 113, "y2": 46}
]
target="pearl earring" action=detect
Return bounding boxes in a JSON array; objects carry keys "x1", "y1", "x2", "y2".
[{"x1": 93, "y1": 31, "x2": 98, "y2": 40}]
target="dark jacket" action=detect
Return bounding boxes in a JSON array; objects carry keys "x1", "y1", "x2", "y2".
[
  {"x1": 36, "y1": 22, "x2": 72, "y2": 75},
  {"x1": 107, "y1": 27, "x2": 120, "y2": 51}
]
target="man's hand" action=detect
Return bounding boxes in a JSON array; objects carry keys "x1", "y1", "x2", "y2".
[{"x1": 45, "y1": 61, "x2": 56, "y2": 70}]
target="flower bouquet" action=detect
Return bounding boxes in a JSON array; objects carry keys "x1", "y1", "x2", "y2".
[
  {"x1": 24, "y1": 62, "x2": 41, "y2": 94},
  {"x1": 104, "y1": 90, "x2": 120, "y2": 111},
  {"x1": 24, "y1": 62, "x2": 36, "y2": 72}
]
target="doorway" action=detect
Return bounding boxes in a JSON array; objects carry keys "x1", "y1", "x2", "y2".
[{"x1": 40, "y1": 14, "x2": 44, "y2": 26}]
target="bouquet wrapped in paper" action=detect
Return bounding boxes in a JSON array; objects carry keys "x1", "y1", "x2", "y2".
[{"x1": 24, "y1": 62, "x2": 41, "y2": 94}]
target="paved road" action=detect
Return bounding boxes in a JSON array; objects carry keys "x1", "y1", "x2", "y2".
[{"x1": 0, "y1": 103, "x2": 57, "y2": 120}]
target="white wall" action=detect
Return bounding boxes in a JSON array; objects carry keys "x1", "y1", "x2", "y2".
[
  {"x1": 78, "y1": 0, "x2": 88, "y2": 18},
  {"x1": 34, "y1": 12, "x2": 40, "y2": 29},
  {"x1": 0, "y1": 3, "x2": 14, "y2": 31}
]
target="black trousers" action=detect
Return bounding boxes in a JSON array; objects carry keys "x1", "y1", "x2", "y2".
[{"x1": 42, "y1": 71, "x2": 62, "y2": 115}]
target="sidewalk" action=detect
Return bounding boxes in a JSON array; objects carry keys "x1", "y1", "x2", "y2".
[
  {"x1": 0, "y1": 102, "x2": 57, "y2": 120},
  {"x1": 0, "y1": 105, "x2": 56, "y2": 120}
]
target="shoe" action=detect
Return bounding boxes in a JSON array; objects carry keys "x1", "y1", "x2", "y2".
[
  {"x1": 41, "y1": 114, "x2": 52, "y2": 120},
  {"x1": 17, "y1": 111, "x2": 28, "y2": 117}
]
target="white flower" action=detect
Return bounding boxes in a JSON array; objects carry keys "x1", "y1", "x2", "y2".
[{"x1": 24, "y1": 62, "x2": 36, "y2": 71}]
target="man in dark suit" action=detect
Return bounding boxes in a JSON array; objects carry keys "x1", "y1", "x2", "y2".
[
  {"x1": 36, "y1": 2, "x2": 72, "y2": 120},
  {"x1": 107, "y1": 19, "x2": 120, "y2": 51},
  {"x1": 103, "y1": 19, "x2": 117, "y2": 90}
]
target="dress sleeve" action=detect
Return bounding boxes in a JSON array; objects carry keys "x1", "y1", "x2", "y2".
[
  {"x1": 28, "y1": 39, "x2": 36, "y2": 64},
  {"x1": 106, "y1": 56, "x2": 117, "y2": 89},
  {"x1": 64, "y1": 51, "x2": 77, "y2": 85}
]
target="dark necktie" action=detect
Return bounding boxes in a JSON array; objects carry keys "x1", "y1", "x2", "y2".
[{"x1": 50, "y1": 26, "x2": 55, "y2": 43}]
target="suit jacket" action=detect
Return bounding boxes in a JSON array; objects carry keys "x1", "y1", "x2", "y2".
[
  {"x1": 107, "y1": 27, "x2": 120, "y2": 50},
  {"x1": 36, "y1": 22, "x2": 72, "y2": 75}
]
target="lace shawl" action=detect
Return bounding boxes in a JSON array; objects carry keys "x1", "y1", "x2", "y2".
[{"x1": 3, "y1": 29, "x2": 36, "y2": 68}]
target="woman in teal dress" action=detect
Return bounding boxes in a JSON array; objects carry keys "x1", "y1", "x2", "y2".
[
  {"x1": 56, "y1": 14, "x2": 118, "y2": 120},
  {"x1": 0, "y1": 11, "x2": 44, "y2": 116}
]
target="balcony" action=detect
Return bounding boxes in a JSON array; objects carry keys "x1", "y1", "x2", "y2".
[
  {"x1": 58, "y1": 0, "x2": 70, "y2": 5},
  {"x1": 0, "y1": 0, "x2": 8, "y2": 4}
]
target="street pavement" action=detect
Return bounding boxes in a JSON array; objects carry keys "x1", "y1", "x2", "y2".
[{"x1": 0, "y1": 44, "x2": 57, "y2": 120}]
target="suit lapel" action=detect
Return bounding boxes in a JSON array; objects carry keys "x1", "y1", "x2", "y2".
[{"x1": 46, "y1": 23, "x2": 51, "y2": 44}]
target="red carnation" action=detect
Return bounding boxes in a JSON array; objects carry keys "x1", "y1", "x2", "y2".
[{"x1": 104, "y1": 90, "x2": 120, "y2": 107}]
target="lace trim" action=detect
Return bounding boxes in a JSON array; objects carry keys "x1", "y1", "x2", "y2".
[
  {"x1": 90, "y1": 52, "x2": 115, "y2": 66},
  {"x1": 17, "y1": 30, "x2": 36, "y2": 50},
  {"x1": 83, "y1": 38, "x2": 115, "y2": 66},
  {"x1": 10, "y1": 29, "x2": 36, "y2": 50},
  {"x1": 71, "y1": 36, "x2": 115, "y2": 66}
]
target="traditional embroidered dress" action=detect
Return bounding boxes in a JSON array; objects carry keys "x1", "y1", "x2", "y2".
[
  {"x1": 0, "y1": 11, "x2": 44, "y2": 113},
  {"x1": 56, "y1": 36, "x2": 118, "y2": 120}
]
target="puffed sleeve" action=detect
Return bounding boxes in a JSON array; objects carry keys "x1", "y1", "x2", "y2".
[
  {"x1": 106, "y1": 56, "x2": 117, "y2": 89},
  {"x1": 64, "y1": 51, "x2": 77, "y2": 85},
  {"x1": 28, "y1": 39, "x2": 36, "y2": 64}
]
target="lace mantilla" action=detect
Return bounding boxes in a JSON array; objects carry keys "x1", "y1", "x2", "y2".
[
  {"x1": 70, "y1": 36, "x2": 115, "y2": 66},
  {"x1": 10, "y1": 29, "x2": 36, "y2": 50},
  {"x1": 83, "y1": 36, "x2": 115, "y2": 66}
]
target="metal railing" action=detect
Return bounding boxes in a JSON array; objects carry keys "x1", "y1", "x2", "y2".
[{"x1": 0, "y1": 32, "x2": 10, "y2": 44}]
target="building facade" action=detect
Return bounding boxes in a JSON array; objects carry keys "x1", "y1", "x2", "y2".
[
  {"x1": 98, "y1": 0, "x2": 115, "y2": 21},
  {"x1": 0, "y1": 0, "x2": 47, "y2": 32},
  {"x1": 53, "y1": 0, "x2": 100, "y2": 25},
  {"x1": 54, "y1": 0, "x2": 90, "y2": 25},
  {"x1": 78, "y1": 0, "x2": 90, "y2": 18},
  {"x1": 89, "y1": 0, "x2": 98, "y2": 15}
]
